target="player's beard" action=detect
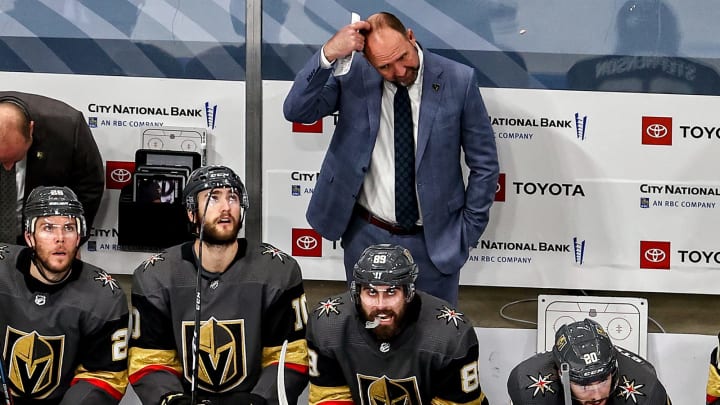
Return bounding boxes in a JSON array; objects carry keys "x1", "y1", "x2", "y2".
[
  {"x1": 200, "y1": 218, "x2": 241, "y2": 246},
  {"x1": 366, "y1": 309, "x2": 405, "y2": 341}
]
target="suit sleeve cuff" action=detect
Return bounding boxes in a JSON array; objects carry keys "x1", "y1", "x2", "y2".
[{"x1": 320, "y1": 46, "x2": 334, "y2": 69}]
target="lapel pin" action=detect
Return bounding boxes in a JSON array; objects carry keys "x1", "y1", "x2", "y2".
[
  {"x1": 432, "y1": 83, "x2": 440, "y2": 92},
  {"x1": 36, "y1": 151, "x2": 44, "y2": 160}
]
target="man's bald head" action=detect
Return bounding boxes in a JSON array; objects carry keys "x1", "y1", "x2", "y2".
[
  {"x1": 363, "y1": 12, "x2": 420, "y2": 86},
  {"x1": 0, "y1": 102, "x2": 33, "y2": 170}
]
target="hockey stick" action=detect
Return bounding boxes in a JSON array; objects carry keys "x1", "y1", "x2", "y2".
[
  {"x1": 190, "y1": 188, "x2": 215, "y2": 405},
  {"x1": 0, "y1": 354, "x2": 13, "y2": 405},
  {"x1": 560, "y1": 362, "x2": 571, "y2": 405},
  {"x1": 277, "y1": 340, "x2": 289, "y2": 405}
]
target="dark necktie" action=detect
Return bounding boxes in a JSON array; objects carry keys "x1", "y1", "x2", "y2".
[
  {"x1": 394, "y1": 85, "x2": 419, "y2": 229},
  {"x1": 0, "y1": 165, "x2": 18, "y2": 243}
]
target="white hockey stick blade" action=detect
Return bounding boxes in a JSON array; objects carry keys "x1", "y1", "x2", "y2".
[{"x1": 277, "y1": 339, "x2": 289, "y2": 405}]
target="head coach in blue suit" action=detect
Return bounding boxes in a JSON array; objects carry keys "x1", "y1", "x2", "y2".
[{"x1": 284, "y1": 11, "x2": 499, "y2": 305}]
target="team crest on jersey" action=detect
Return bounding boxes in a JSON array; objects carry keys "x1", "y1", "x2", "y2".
[
  {"x1": 356, "y1": 374, "x2": 421, "y2": 405},
  {"x1": 436, "y1": 306, "x2": 466, "y2": 328},
  {"x1": 141, "y1": 252, "x2": 166, "y2": 270},
  {"x1": 182, "y1": 317, "x2": 247, "y2": 392},
  {"x1": 526, "y1": 373, "x2": 556, "y2": 397},
  {"x1": 314, "y1": 297, "x2": 343, "y2": 318},
  {"x1": 4, "y1": 327, "x2": 64, "y2": 399},
  {"x1": 94, "y1": 270, "x2": 120, "y2": 291},
  {"x1": 0, "y1": 244, "x2": 8, "y2": 260},
  {"x1": 617, "y1": 375, "x2": 646, "y2": 403},
  {"x1": 260, "y1": 243, "x2": 288, "y2": 263}
]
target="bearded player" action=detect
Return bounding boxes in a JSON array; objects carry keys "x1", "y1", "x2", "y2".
[
  {"x1": 128, "y1": 165, "x2": 309, "y2": 405},
  {"x1": 306, "y1": 243, "x2": 489, "y2": 405}
]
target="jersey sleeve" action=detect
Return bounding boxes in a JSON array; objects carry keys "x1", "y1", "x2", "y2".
[
  {"x1": 255, "y1": 259, "x2": 309, "y2": 403},
  {"x1": 128, "y1": 262, "x2": 184, "y2": 403},
  {"x1": 66, "y1": 283, "x2": 130, "y2": 404},
  {"x1": 431, "y1": 328, "x2": 488, "y2": 405},
  {"x1": 708, "y1": 334, "x2": 720, "y2": 405},
  {"x1": 306, "y1": 339, "x2": 352, "y2": 405}
]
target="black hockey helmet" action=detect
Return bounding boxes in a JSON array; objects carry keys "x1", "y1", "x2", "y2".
[
  {"x1": 350, "y1": 244, "x2": 418, "y2": 303},
  {"x1": 183, "y1": 165, "x2": 249, "y2": 211},
  {"x1": 23, "y1": 186, "x2": 86, "y2": 237},
  {"x1": 553, "y1": 318, "x2": 619, "y2": 388}
]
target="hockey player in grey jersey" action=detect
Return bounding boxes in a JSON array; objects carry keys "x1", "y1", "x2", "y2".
[
  {"x1": 128, "y1": 165, "x2": 309, "y2": 405},
  {"x1": 507, "y1": 318, "x2": 671, "y2": 405},
  {"x1": 0, "y1": 186, "x2": 129, "y2": 404},
  {"x1": 306, "y1": 243, "x2": 489, "y2": 405}
]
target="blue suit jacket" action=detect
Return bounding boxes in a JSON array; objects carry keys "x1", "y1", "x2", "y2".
[{"x1": 283, "y1": 49, "x2": 499, "y2": 274}]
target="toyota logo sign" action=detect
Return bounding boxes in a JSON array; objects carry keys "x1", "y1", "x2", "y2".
[
  {"x1": 644, "y1": 248, "x2": 666, "y2": 263},
  {"x1": 110, "y1": 168, "x2": 132, "y2": 184},
  {"x1": 296, "y1": 235, "x2": 318, "y2": 250},
  {"x1": 646, "y1": 124, "x2": 668, "y2": 139}
]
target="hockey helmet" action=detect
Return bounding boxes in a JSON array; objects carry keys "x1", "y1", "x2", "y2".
[
  {"x1": 23, "y1": 186, "x2": 86, "y2": 237},
  {"x1": 553, "y1": 318, "x2": 619, "y2": 388},
  {"x1": 183, "y1": 165, "x2": 249, "y2": 211},
  {"x1": 351, "y1": 244, "x2": 418, "y2": 303}
]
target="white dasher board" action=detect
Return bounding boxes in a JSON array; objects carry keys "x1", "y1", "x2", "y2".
[{"x1": 537, "y1": 295, "x2": 648, "y2": 357}]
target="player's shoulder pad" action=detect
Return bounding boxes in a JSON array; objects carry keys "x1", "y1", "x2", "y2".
[
  {"x1": 508, "y1": 352, "x2": 560, "y2": 403},
  {"x1": 614, "y1": 350, "x2": 664, "y2": 402},
  {"x1": 420, "y1": 292, "x2": 472, "y2": 330},
  {"x1": 615, "y1": 346, "x2": 654, "y2": 369},
  {"x1": 89, "y1": 268, "x2": 123, "y2": 293},
  {"x1": 0, "y1": 244, "x2": 22, "y2": 262},
  {"x1": 136, "y1": 251, "x2": 170, "y2": 272},
  {"x1": 311, "y1": 295, "x2": 347, "y2": 320},
  {"x1": 614, "y1": 346, "x2": 666, "y2": 394},
  {"x1": 257, "y1": 242, "x2": 296, "y2": 265}
]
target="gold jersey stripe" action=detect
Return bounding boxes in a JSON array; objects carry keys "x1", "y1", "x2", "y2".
[
  {"x1": 430, "y1": 391, "x2": 486, "y2": 405},
  {"x1": 308, "y1": 383, "x2": 353, "y2": 405},
  {"x1": 708, "y1": 364, "x2": 720, "y2": 397},
  {"x1": 73, "y1": 366, "x2": 128, "y2": 396},
  {"x1": 262, "y1": 339, "x2": 309, "y2": 368},
  {"x1": 128, "y1": 347, "x2": 182, "y2": 376}
]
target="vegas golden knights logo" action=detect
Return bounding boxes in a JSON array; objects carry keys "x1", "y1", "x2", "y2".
[
  {"x1": 4, "y1": 328, "x2": 64, "y2": 399},
  {"x1": 182, "y1": 317, "x2": 247, "y2": 392},
  {"x1": 357, "y1": 375, "x2": 421, "y2": 405}
]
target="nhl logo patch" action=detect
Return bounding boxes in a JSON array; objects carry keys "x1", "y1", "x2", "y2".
[{"x1": 34, "y1": 294, "x2": 47, "y2": 306}]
